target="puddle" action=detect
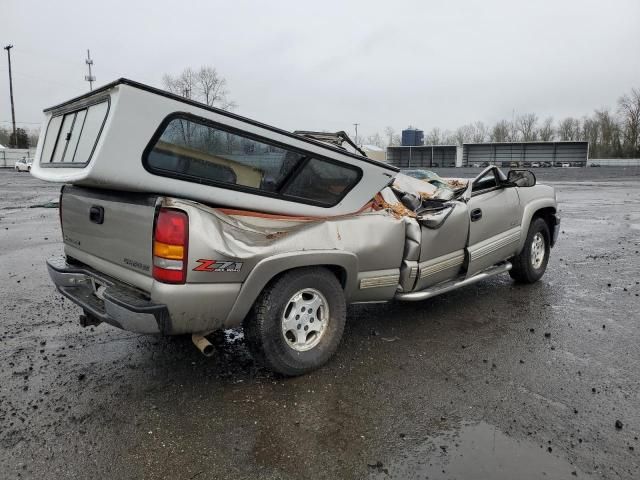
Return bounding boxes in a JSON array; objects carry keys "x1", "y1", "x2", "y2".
[{"x1": 372, "y1": 421, "x2": 588, "y2": 479}]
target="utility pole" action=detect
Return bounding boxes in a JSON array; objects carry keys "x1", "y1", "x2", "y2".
[
  {"x1": 353, "y1": 123, "x2": 359, "y2": 144},
  {"x1": 84, "y1": 49, "x2": 95, "y2": 91},
  {"x1": 4, "y1": 45, "x2": 16, "y2": 148}
]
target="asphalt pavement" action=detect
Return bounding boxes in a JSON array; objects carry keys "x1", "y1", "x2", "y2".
[{"x1": 0, "y1": 167, "x2": 639, "y2": 479}]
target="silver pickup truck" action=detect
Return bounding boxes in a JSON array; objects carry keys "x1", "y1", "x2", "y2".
[{"x1": 33, "y1": 79, "x2": 559, "y2": 376}]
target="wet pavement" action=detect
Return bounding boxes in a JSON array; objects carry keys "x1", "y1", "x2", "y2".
[{"x1": 1, "y1": 168, "x2": 639, "y2": 479}]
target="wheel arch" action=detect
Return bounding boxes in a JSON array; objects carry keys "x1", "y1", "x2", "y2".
[
  {"x1": 516, "y1": 198, "x2": 558, "y2": 253},
  {"x1": 224, "y1": 250, "x2": 358, "y2": 328},
  {"x1": 532, "y1": 207, "x2": 558, "y2": 246}
]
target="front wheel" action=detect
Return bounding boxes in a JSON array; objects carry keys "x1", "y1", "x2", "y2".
[
  {"x1": 509, "y1": 217, "x2": 550, "y2": 283},
  {"x1": 243, "y1": 267, "x2": 346, "y2": 376}
]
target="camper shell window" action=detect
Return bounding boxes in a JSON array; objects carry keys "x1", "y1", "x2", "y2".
[
  {"x1": 39, "y1": 99, "x2": 110, "y2": 167},
  {"x1": 143, "y1": 115, "x2": 362, "y2": 207}
]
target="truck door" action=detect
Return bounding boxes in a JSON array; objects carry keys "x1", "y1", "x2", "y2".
[
  {"x1": 411, "y1": 200, "x2": 470, "y2": 291},
  {"x1": 466, "y1": 168, "x2": 521, "y2": 276}
]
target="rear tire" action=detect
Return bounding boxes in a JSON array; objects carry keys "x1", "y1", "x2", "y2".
[
  {"x1": 243, "y1": 267, "x2": 346, "y2": 376},
  {"x1": 509, "y1": 217, "x2": 550, "y2": 283}
]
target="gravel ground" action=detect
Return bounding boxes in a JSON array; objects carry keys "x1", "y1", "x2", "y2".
[{"x1": 0, "y1": 168, "x2": 639, "y2": 479}]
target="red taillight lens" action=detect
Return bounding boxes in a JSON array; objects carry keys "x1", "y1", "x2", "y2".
[
  {"x1": 155, "y1": 209, "x2": 188, "y2": 245},
  {"x1": 153, "y1": 208, "x2": 188, "y2": 284}
]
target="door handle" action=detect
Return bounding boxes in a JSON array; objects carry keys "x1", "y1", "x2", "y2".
[
  {"x1": 89, "y1": 205, "x2": 104, "y2": 224},
  {"x1": 470, "y1": 208, "x2": 483, "y2": 222}
]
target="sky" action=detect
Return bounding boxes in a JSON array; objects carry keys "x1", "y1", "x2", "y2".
[{"x1": 2, "y1": 0, "x2": 639, "y2": 139}]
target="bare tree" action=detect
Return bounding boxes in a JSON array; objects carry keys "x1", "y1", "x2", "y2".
[
  {"x1": 557, "y1": 117, "x2": 581, "y2": 141},
  {"x1": 391, "y1": 134, "x2": 401, "y2": 146},
  {"x1": 469, "y1": 121, "x2": 488, "y2": 143},
  {"x1": 163, "y1": 66, "x2": 235, "y2": 110},
  {"x1": 538, "y1": 117, "x2": 555, "y2": 142},
  {"x1": 441, "y1": 129, "x2": 457, "y2": 145},
  {"x1": 163, "y1": 67, "x2": 196, "y2": 98},
  {"x1": 384, "y1": 126, "x2": 396, "y2": 147},
  {"x1": 454, "y1": 125, "x2": 473, "y2": 145},
  {"x1": 594, "y1": 109, "x2": 621, "y2": 155},
  {"x1": 581, "y1": 116, "x2": 600, "y2": 156},
  {"x1": 365, "y1": 132, "x2": 385, "y2": 148},
  {"x1": 490, "y1": 120, "x2": 511, "y2": 142},
  {"x1": 516, "y1": 113, "x2": 538, "y2": 141},
  {"x1": 425, "y1": 128, "x2": 442, "y2": 145},
  {"x1": 618, "y1": 88, "x2": 640, "y2": 156}
]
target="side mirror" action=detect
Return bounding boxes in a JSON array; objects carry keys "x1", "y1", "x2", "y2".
[{"x1": 507, "y1": 169, "x2": 536, "y2": 188}]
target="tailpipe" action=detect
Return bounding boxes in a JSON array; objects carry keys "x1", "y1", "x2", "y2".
[{"x1": 192, "y1": 333, "x2": 215, "y2": 357}]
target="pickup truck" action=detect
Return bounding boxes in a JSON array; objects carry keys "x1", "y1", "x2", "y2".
[{"x1": 33, "y1": 79, "x2": 560, "y2": 376}]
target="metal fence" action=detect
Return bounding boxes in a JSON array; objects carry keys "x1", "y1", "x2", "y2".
[{"x1": 0, "y1": 148, "x2": 36, "y2": 168}]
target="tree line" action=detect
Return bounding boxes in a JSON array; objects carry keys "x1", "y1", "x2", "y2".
[
  {"x1": 3, "y1": 67, "x2": 637, "y2": 160},
  {"x1": 0, "y1": 126, "x2": 38, "y2": 149},
  {"x1": 361, "y1": 87, "x2": 640, "y2": 159}
]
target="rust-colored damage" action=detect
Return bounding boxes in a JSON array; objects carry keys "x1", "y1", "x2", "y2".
[
  {"x1": 446, "y1": 179, "x2": 468, "y2": 189},
  {"x1": 373, "y1": 193, "x2": 416, "y2": 219},
  {"x1": 265, "y1": 231, "x2": 289, "y2": 240},
  {"x1": 419, "y1": 191, "x2": 434, "y2": 200}
]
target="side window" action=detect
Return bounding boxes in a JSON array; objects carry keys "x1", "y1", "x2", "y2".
[
  {"x1": 472, "y1": 169, "x2": 498, "y2": 194},
  {"x1": 40, "y1": 100, "x2": 109, "y2": 166},
  {"x1": 281, "y1": 158, "x2": 360, "y2": 205},
  {"x1": 145, "y1": 117, "x2": 361, "y2": 207}
]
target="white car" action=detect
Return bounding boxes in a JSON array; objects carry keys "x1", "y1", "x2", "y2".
[
  {"x1": 561, "y1": 162, "x2": 570, "y2": 168},
  {"x1": 14, "y1": 158, "x2": 33, "y2": 172},
  {"x1": 531, "y1": 162, "x2": 540, "y2": 168}
]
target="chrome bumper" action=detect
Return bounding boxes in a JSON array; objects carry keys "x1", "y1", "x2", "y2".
[{"x1": 46, "y1": 256, "x2": 170, "y2": 334}]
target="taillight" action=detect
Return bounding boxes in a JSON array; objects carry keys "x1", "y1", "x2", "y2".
[{"x1": 153, "y1": 208, "x2": 188, "y2": 284}]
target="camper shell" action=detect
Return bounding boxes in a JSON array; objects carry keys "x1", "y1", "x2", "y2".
[{"x1": 32, "y1": 78, "x2": 397, "y2": 217}]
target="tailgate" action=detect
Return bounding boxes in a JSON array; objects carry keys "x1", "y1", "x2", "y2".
[{"x1": 61, "y1": 186, "x2": 158, "y2": 289}]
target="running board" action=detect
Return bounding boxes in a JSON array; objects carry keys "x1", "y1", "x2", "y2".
[{"x1": 394, "y1": 262, "x2": 512, "y2": 302}]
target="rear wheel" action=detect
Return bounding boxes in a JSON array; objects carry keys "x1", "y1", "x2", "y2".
[
  {"x1": 509, "y1": 217, "x2": 550, "y2": 283},
  {"x1": 243, "y1": 267, "x2": 346, "y2": 376}
]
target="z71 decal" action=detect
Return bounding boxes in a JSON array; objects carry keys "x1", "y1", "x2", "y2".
[{"x1": 193, "y1": 259, "x2": 244, "y2": 272}]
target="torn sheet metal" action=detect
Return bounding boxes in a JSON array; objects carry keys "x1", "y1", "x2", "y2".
[{"x1": 171, "y1": 197, "x2": 409, "y2": 285}]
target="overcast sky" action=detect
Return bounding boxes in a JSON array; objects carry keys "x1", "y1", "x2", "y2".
[{"x1": 2, "y1": 0, "x2": 639, "y2": 138}]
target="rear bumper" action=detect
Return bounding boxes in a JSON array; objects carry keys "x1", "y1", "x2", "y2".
[{"x1": 47, "y1": 256, "x2": 170, "y2": 334}]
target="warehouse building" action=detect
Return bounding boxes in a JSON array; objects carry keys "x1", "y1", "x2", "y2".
[
  {"x1": 386, "y1": 141, "x2": 589, "y2": 168},
  {"x1": 387, "y1": 145, "x2": 458, "y2": 168},
  {"x1": 462, "y1": 141, "x2": 588, "y2": 167}
]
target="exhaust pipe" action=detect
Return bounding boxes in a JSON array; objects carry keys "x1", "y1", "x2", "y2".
[{"x1": 192, "y1": 334, "x2": 215, "y2": 357}]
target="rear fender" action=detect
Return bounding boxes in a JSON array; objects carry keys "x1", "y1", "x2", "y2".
[{"x1": 224, "y1": 250, "x2": 358, "y2": 328}]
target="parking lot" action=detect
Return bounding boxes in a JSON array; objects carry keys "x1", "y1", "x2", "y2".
[{"x1": 1, "y1": 167, "x2": 639, "y2": 479}]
